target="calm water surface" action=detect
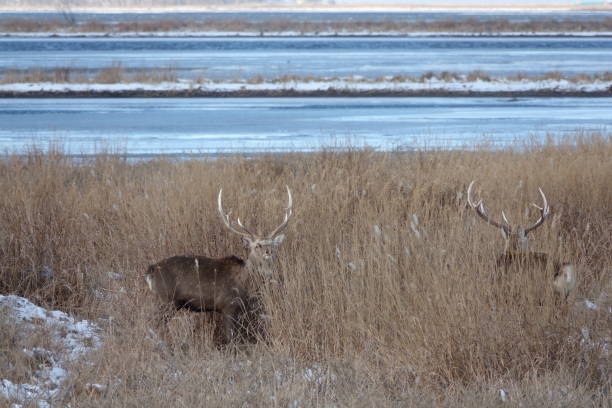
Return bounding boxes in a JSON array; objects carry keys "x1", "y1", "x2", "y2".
[
  {"x1": 0, "y1": 97, "x2": 610, "y2": 156},
  {"x1": 1, "y1": 37, "x2": 611, "y2": 79}
]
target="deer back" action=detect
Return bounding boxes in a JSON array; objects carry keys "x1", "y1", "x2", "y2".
[{"x1": 496, "y1": 250, "x2": 549, "y2": 270}]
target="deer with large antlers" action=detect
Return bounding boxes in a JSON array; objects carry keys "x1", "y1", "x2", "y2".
[
  {"x1": 467, "y1": 180, "x2": 576, "y2": 298},
  {"x1": 145, "y1": 186, "x2": 293, "y2": 344}
]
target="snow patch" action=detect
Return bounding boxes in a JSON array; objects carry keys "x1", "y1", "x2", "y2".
[
  {"x1": 578, "y1": 299, "x2": 612, "y2": 314},
  {"x1": 1, "y1": 77, "x2": 610, "y2": 95},
  {"x1": 585, "y1": 300, "x2": 599, "y2": 310},
  {"x1": 580, "y1": 327, "x2": 610, "y2": 356},
  {"x1": 0, "y1": 295, "x2": 102, "y2": 406}
]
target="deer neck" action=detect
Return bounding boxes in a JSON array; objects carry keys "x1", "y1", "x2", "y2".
[
  {"x1": 504, "y1": 233, "x2": 529, "y2": 254},
  {"x1": 242, "y1": 256, "x2": 277, "y2": 292}
]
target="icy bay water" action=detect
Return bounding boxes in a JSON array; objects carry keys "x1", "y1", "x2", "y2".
[
  {"x1": 0, "y1": 97, "x2": 610, "y2": 156},
  {"x1": 1, "y1": 37, "x2": 612, "y2": 79}
]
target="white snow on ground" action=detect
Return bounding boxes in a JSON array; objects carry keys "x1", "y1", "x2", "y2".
[
  {"x1": 580, "y1": 327, "x2": 610, "y2": 355},
  {"x1": 1, "y1": 77, "x2": 611, "y2": 94},
  {"x1": 2, "y1": 31, "x2": 612, "y2": 38},
  {"x1": 0, "y1": 295, "x2": 102, "y2": 407},
  {"x1": 577, "y1": 299, "x2": 611, "y2": 357}
]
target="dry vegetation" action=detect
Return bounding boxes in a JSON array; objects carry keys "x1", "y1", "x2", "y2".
[
  {"x1": 251, "y1": 71, "x2": 612, "y2": 85},
  {"x1": 2, "y1": 65, "x2": 611, "y2": 86},
  {"x1": 0, "y1": 135, "x2": 611, "y2": 406},
  {"x1": 2, "y1": 17, "x2": 612, "y2": 34},
  {"x1": 0, "y1": 64, "x2": 178, "y2": 85}
]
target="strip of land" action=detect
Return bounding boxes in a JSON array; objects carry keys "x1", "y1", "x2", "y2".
[
  {"x1": 2, "y1": 2, "x2": 612, "y2": 13},
  {"x1": 4, "y1": 31, "x2": 612, "y2": 38},
  {"x1": 1, "y1": 77, "x2": 611, "y2": 97},
  {"x1": 2, "y1": 17, "x2": 612, "y2": 37}
]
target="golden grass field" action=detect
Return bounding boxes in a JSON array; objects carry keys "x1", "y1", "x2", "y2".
[{"x1": 1, "y1": 134, "x2": 610, "y2": 406}]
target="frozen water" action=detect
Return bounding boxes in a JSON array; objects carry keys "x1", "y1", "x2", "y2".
[
  {"x1": 1, "y1": 37, "x2": 611, "y2": 80},
  {"x1": 0, "y1": 96, "x2": 610, "y2": 156}
]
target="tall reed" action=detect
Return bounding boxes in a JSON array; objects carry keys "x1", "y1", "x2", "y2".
[{"x1": 0, "y1": 135, "x2": 609, "y2": 405}]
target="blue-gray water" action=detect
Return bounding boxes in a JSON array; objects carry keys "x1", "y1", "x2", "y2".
[
  {"x1": 2, "y1": 37, "x2": 611, "y2": 79},
  {"x1": 0, "y1": 97, "x2": 610, "y2": 156},
  {"x1": 2, "y1": 12, "x2": 610, "y2": 157}
]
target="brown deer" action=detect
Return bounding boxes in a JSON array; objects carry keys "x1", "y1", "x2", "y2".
[
  {"x1": 145, "y1": 186, "x2": 292, "y2": 344},
  {"x1": 467, "y1": 180, "x2": 576, "y2": 298}
]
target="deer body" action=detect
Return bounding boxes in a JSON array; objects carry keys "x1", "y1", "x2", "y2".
[
  {"x1": 146, "y1": 255, "x2": 249, "y2": 312},
  {"x1": 467, "y1": 181, "x2": 576, "y2": 299},
  {"x1": 146, "y1": 186, "x2": 292, "y2": 344},
  {"x1": 496, "y1": 252, "x2": 576, "y2": 298}
]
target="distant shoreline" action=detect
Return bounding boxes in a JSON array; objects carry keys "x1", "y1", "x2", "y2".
[
  {"x1": 3, "y1": 19, "x2": 612, "y2": 37},
  {"x1": 3, "y1": 32, "x2": 612, "y2": 38},
  {"x1": 2, "y1": 5, "x2": 612, "y2": 13},
  {"x1": 2, "y1": 89, "x2": 611, "y2": 98}
]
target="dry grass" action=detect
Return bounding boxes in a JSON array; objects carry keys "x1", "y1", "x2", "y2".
[
  {"x1": 0, "y1": 67, "x2": 87, "y2": 84},
  {"x1": 2, "y1": 17, "x2": 612, "y2": 34},
  {"x1": 94, "y1": 62, "x2": 125, "y2": 84},
  {"x1": 0, "y1": 309, "x2": 40, "y2": 385},
  {"x1": 0, "y1": 135, "x2": 610, "y2": 405},
  {"x1": 466, "y1": 70, "x2": 492, "y2": 82},
  {"x1": 0, "y1": 64, "x2": 178, "y2": 85},
  {"x1": 2, "y1": 67, "x2": 611, "y2": 86}
]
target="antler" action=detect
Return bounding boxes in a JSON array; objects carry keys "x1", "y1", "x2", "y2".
[
  {"x1": 467, "y1": 180, "x2": 511, "y2": 234},
  {"x1": 267, "y1": 185, "x2": 293, "y2": 239},
  {"x1": 218, "y1": 186, "x2": 293, "y2": 240},
  {"x1": 218, "y1": 188, "x2": 255, "y2": 238},
  {"x1": 523, "y1": 187, "x2": 550, "y2": 235}
]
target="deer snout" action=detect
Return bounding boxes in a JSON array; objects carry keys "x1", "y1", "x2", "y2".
[{"x1": 262, "y1": 249, "x2": 274, "y2": 261}]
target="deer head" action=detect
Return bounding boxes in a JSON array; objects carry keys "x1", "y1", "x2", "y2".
[
  {"x1": 467, "y1": 180, "x2": 550, "y2": 252},
  {"x1": 217, "y1": 186, "x2": 293, "y2": 278}
]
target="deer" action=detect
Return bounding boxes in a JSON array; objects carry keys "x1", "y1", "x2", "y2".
[
  {"x1": 145, "y1": 186, "x2": 292, "y2": 344},
  {"x1": 467, "y1": 180, "x2": 576, "y2": 299}
]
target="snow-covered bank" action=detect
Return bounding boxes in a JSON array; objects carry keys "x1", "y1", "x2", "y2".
[
  {"x1": 1, "y1": 77, "x2": 611, "y2": 97},
  {"x1": 3, "y1": 31, "x2": 612, "y2": 38},
  {"x1": 0, "y1": 295, "x2": 102, "y2": 407}
]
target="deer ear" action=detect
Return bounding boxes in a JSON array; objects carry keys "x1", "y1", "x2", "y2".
[
  {"x1": 271, "y1": 234, "x2": 285, "y2": 247},
  {"x1": 241, "y1": 237, "x2": 252, "y2": 248}
]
